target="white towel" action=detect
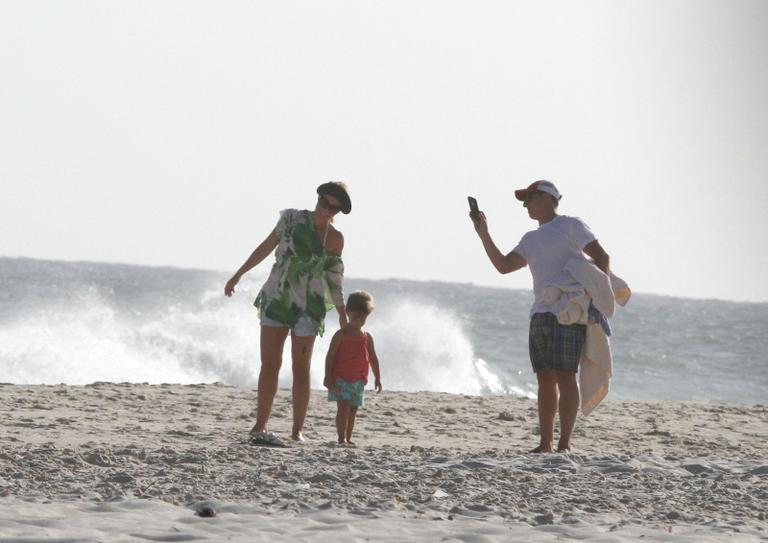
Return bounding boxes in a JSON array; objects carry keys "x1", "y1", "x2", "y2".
[
  {"x1": 544, "y1": 256, "x2": 631, "y2": 415},
  {"x1": 543, "y1": 285, "x2": 591, "y2": 324},
  {"x1": 580, "y1": 323, "x2": 613, "y2": 415}
]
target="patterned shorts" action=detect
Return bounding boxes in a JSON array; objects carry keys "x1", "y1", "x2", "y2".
[
  {"x1": 328, "y1": 379, "x2": 366, "y2": 407},
  {"x1": 529, "y1": 312, "x2": 586, "y2": 373}
]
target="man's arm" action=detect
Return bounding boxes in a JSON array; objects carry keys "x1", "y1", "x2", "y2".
[
  {"x1": 472, "y1": 212, "x2": 527, "y2": 274},
  {"x1": 584, "y1": 240, "x2": 610, "y2": 275}
]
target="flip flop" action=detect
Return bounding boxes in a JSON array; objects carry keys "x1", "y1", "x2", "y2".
[{"x1": 249, "y1": 431, "x2": 288, "y2": 448}]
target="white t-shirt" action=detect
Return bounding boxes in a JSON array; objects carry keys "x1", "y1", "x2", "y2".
[{"x1": 512, "y1": 215, "x2": 597, "y2": 316}]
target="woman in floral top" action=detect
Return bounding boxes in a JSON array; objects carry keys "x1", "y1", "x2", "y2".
[{"x1": 225, "y1": 182, "x2": 350, "y2": 445}]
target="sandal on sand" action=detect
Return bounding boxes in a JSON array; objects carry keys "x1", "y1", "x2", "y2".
[{"x1": 249, "y1": 431, "x2": 287, "y2": 448}]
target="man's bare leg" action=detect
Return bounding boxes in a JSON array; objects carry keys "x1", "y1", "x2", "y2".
[
  {"x1": 290, "y1": 333, "x2": 316, "y2": 441},
  {"x1": 253, "y1": 326, "x2": 289, "y2": 434},
  {"x1": 533, "y1": 369, "x2": 558, "y2": 452},
  {"x1": 556, "y1": 370, "x2": 579, "y2": 452}
]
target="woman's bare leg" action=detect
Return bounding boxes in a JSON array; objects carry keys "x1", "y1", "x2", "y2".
[
  {"x1": 556, "y1": 370, "x2": 580, "y2": 452},
  {"x1": 534, "y1": 369, "x2": 558, "y2": 452},
  {"x1": 253, "y1": 325, "x2": 289, "y2": 433},
  {"x1": 290, "y1": 333, "x2": 316, "y2": 440}
]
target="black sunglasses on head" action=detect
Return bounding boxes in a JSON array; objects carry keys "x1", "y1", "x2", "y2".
[{"x1": 318, "y1": 195, "x2": 342, "y2": 214}]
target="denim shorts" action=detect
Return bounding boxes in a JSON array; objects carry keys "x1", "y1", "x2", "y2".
[
  {"x1": 260, "y1": 313, "x2": 317, "y2": 337},
  {"x1": 529, "y1": 312, "x2": 586, "y2": 373}
]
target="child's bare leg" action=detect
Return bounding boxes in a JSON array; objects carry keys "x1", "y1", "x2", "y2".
[
  {"x1": 345, "y1": 406, "x2": 358, "y2": 443},
  {"x1": 336, "y1": 401, "x2": 350, "y2": 443}
]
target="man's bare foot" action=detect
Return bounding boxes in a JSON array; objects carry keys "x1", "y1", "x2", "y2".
[
  {"x1": 556, "y1": 442, "x2": 571, "y2": 453},
  {"x1": 530, "y1": 444, "x2": 554, "y2": 453}
]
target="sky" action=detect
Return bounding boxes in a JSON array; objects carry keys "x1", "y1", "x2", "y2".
[{"x1": 2, "y1": 1, "x2": 767, "y2": 302}]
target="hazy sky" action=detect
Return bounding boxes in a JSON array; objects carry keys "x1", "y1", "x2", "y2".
[{"x1": 2, "y1": 1, "x2": 767, "y2": 302}]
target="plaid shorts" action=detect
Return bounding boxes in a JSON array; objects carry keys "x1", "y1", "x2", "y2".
[{"x1": 529, "y1": 312, "x2": 586, "y2": 373}]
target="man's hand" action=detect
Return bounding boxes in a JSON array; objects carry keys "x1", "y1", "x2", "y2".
[
  {"x1": 471, "y1": 211, "x2": 489, "y2": 236},
  {"x1": 323, "y1": 374, "x2": 333, "y2": 390},
  {"x1": 374, "y1": 379, "x2": 382, "y2": 393}
]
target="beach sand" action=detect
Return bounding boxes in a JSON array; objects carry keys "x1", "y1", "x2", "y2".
[{"x1": 1, "y1": 383, "x2": 766, "y2": 541}]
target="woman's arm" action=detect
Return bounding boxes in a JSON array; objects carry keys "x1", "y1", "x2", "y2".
[
  {"x1": 336, "y1": 305, "x2": 348, "y2": 328},
  {"x1": 224, "y1": 229, "x2": 280, "y2": 297},
  {"x1": 324, "y1": 227, "x2": 348, "y2": 327},
  {"x1": 325, "y1": 226, "x2": 344, "y2": 256},
  {"x1": 366, "y1": 333, "x2": 382, "y2": 392},
  {"x1": 324, "y1": 331, "x2": 344, "y2": 389}
]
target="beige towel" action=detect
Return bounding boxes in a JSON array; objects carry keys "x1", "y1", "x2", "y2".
[{"x1": 545, "y1": 257, "x2": 631, "y2": 415}]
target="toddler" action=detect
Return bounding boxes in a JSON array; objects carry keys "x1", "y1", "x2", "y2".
[{"x1": 324, "y1": 290, "x2": 382, "y2": 445}]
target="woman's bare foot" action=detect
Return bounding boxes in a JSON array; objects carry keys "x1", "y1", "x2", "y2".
[
  {"x1": 530, "y1": 443, "x2": 554, "y2": 453},
  {"x1": 556, "y1": 441, "x2": 571, "y2": 453},
  {"x1": 249, "y1": 423, "x2": 264, "y2": 437},
  {"x1": 291, "y1": 432, "x2": 306, "y2": 443}
]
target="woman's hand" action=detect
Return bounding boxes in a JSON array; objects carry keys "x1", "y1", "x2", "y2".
[
  {"x1": 471, "y1": 211, "x2": 489, "y2": 236},
  {"x1": 323, "y1": 374, "x2": 333, "y2": 390},
  {"x1": 224, "y1": 229, "x2": 280, "y2": 298},
  {"x1": 374, "y1": 379, "x2": 382, "y2": 393},
  {"x1": 224, "y1": 275, "x2": 240, "y2": 297},
  {"x1": 337, "y1": 306, "x2": 348, "y2": 329}
]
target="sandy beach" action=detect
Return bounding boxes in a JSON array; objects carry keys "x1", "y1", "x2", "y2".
[{"x1": 1, "y1": 383, "x2": 766, "y2": 541}]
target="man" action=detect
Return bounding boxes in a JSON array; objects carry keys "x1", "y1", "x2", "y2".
[{"x1": 471, "y1": 180, "x2": 610, "y2": 453}]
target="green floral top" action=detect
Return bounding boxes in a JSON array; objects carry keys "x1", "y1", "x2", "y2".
[{"x1": 254, "y1": 209, "x2": 344, "y2": 336}]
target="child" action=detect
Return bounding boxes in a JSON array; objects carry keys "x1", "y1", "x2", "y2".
[{"x1": 324, "y1": 290, "x2": 382, "y2": 445}]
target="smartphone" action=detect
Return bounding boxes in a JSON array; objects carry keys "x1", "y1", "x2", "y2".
[{"x1": 468, "y1": 196, "x2": 480, "y2": 219}]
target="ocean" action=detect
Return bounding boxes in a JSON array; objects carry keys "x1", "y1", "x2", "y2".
[{"x1": 1, "y1": 257, "x2": 766, "y2": 404}]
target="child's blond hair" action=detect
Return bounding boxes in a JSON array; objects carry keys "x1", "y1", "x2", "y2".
[{"x1": 346, "y1": 290, "x2": 374, "y2": 315}]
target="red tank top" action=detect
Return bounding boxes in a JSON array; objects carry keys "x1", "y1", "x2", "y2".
[{"x1": 333, "y1": 333, "x2": 370, "y2": 383}]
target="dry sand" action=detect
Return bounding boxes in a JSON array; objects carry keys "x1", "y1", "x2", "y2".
[{"x1": 1, "y1": 382, "x2": 766, "y2": 541}]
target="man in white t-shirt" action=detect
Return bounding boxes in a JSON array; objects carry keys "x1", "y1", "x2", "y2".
[{"x1": 471, "y1": 180, "x2": 610, "y2": 453}]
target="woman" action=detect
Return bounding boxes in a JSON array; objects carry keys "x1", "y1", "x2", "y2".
[{"x1": 225, "y1": 182, "x2": 351, "y2": 446}]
